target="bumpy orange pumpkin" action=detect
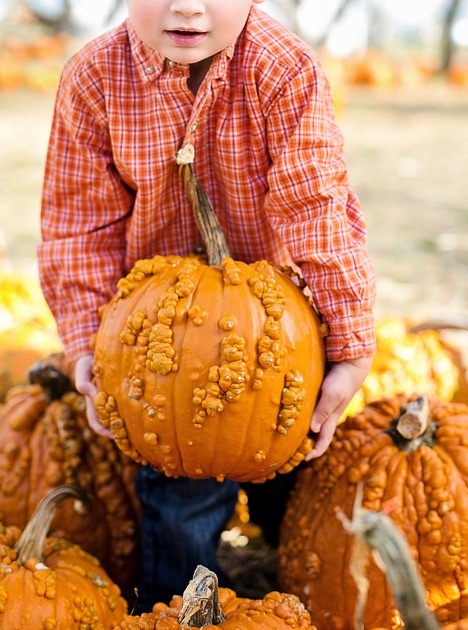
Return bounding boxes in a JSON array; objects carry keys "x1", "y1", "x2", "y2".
[
  {"x1": 278, "y1": 395, "x2": 468, "y2": 629},
  {"x1": 0, "y1": 360, "x2": 139, "y2": 593},
  {"x1": 92, "y1": 255, "x2": 325, "y2": 483},
  {"x1": 0, "y1": 486, "x2": 127, "y2": 629},
  {"x1": 114, "y1": 564, "x2": 315, "y2": 629},
  {"x1": 92, "y1": 157, "x2": 326, "y2": 483}
]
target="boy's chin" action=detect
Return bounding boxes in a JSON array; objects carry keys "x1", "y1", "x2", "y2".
[{"x1": 163, "y1": 45, "x2": 224, "y2": 68}]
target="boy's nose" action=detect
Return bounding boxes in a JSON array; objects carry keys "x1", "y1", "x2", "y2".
[{"x1": 170, "y1": 0, "x2": 206, "y2": 17}]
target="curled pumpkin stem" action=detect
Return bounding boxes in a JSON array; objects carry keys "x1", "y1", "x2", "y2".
[
  {"x1": 177, "y1": 153, "x2": 231, "y2": 266},
  {"x1": 178, "y1": 565, "x2": 225, "y2": 627},
  {"x1": 28, "y1": 354, "x2": 73, "y2": 401},
  {"x1": 14, "y1": 485, "x2": 89, "y2": 565},
  {"x1": 337, "y1": 486, "x2": 440, "y2": 630}
]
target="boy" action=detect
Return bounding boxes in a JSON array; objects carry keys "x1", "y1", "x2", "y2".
[{"x1": 39, "y1": 0, "x2": 376, "y2": 610}]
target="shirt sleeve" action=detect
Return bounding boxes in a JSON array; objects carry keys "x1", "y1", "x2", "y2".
[
  {"x1": 38, "y1": 62, "x2": 135, "y2": 361},
  {"x1": 262, "y1": 52, "x2": 376, "y2": 362}
]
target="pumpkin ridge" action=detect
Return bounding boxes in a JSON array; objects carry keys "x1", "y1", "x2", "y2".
[
  {"x1": 166, "y1": 262, "x2": 202, "y2": 480},
  {"x1": 222, "y1": 261, "x2": 293, "y2": 482},
  {"x1": 181, "y1": 265, "x2": 224, "y2": 478},
  {"x1": 0, "y1": 387, "x2": 47, "y2": 525},
  {"x1": 130, "y1": 265, "x2": 184, "y2": 472},
  {"x1": 214, "y1": 265, "x2": 264, "y2": 482}
]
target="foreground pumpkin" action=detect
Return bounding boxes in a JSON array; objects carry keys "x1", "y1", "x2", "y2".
[
  {"x1": 0, "y1": 357, "x2": 139, "y2": 593},
  {"x1": 278, "y1": 395, "x2": 468, "y2": 629},
  {"x1": 114, "y1": 564, "x2": 315, "y2": 629},
  {"x1": 0, "y1": 485, "x2": 127, "y2": 628},
  {"x1": 92, "y1": 155, "x2": 326, "y2": 483}
]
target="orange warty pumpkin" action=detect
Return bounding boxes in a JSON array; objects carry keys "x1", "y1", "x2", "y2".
[
  {"x1": 0, "y1": 359, "x2": 140, "y2": 594},
  {"x1": 92, "y1": 156, "x2": 326, "y2": 483},
  {"x1": 278, "y1": 395, "x2": 468, "y2": 629},
  {"x1": 114, "y1": 564, "x2": 316, "y2": 629},
  {"x1": 92, "y1": 255, "x2": 325, "y2": 483},
  {"x1": 0, "y1": 486, "x2": 127, "y2": 629}
]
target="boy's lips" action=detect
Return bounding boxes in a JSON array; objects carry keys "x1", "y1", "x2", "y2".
[{"x1": 165, "y1": 29, "x2": 208, "y2": 46}]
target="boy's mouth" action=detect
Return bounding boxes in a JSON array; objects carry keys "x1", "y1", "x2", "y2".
[{"x1": 165, "y1": 29, "x2": 208, "y2": 46}]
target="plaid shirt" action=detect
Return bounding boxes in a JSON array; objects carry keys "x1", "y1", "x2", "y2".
[{"x1": 39, "y1": 7, "x2": 376, "y2": 362}]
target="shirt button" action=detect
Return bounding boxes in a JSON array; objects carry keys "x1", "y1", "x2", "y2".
[
  {"x1": 191, "y1": 121, "x2": 198, "y2": 132},
  {"x1": 145, "y1": 66, "x2": 155, "y2": 75},
  {"x1": 167, "y1": 60, "x2": 177, "y2": 68}
]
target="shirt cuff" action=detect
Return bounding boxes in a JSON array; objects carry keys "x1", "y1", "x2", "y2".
[
  {"x1": 324, "y1": 310, "x2": 376, "y2": 362},
  {"x1": 59, "y1": 321, "x2": 100, "y2": 362}
]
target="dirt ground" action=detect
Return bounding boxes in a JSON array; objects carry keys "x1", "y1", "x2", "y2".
[{"x1": 1, "y1": 82, "x2": 467, "y2": 326}]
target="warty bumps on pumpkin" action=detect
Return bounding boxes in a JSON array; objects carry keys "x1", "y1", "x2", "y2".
[
  {"x1": 278, "y1": 395, "x2": 468, "y2": 629},
  {"x1": 91, "y1": 254, "x2": 326, "y2": 483},
  {"x1": 0, "y1": 486, "x2": 127, "y2": 630},
  {"x1": 0, "y1": 359, "x2": 140, "y2": 596},
  {"x1": 113, "y1": 564, "x2": 317, "y2": 629}
]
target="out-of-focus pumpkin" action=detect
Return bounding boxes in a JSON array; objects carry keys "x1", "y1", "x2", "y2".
[
  {"x1": 278, "y1": 395, "x2": 468, "y2": 629},
  {"x1": 345, "y1": 50, "x2": 399, "y2": 88},
  {"x1": 0, "y1": 485, "x2": 127, "y2": 629},
  {"x1": 0, "y1": 357, "x2": 140, "y2": 594},
  {"x1": 113, "y1": 564, "x2": 316, "y2": 629},
  {"x1": 344, "y1": 317, "x2": 466, "y2": 417},
  {"x1": 449, "y1": 62, "x2": 468, "y2": 87},
  {"x1": 0, "y1": 34, "x2": 67, "y2": 92},
  {"x1": 92, "y1": 155, "x2": 326, "y2": 483},
  {"x1": 0, "y1": 270, "x2": 62, "y2": 400}
]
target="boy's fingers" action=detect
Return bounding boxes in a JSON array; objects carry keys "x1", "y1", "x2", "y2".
[
  {"x1": 310, "y1": 389, "x2": 345, "y2": 433},
  {"x1": 76, "y1": 380, "x2": 97, "y2": 399},
  {"x1": 306, "y1": 415, "x2": 339, "y2": 460},
  {"x1": 84, "y1": 397, "x2": 113, "y2": 438}
]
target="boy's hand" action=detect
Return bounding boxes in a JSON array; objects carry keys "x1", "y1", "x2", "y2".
[
  {"x1": 74, "y1": 354, "x2": 113, "y2": 439},
  {"x1": 306, "y1": 355, "x2": 373, "y2": 461}
]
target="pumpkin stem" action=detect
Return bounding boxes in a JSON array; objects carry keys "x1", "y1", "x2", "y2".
[
  {"x1": 337, "y1": 488, "x2": 440, "y2": 630},
  {"x1": 386, "y1": 395, "x2": 437, "y2": 453},
  {"x1": 176, "y1": 146, "x2": 231, "y2": 266},
  {"x1": 14, "y1": 485, "x2": 89, "y2": 565},
  {"x1": 28, "y1": 354, "x2": 73, "y2": 401},
  {"x1": 396, "y1": 395, "x2": 430, "y2": 440},
  {"x1": 178, "y1": 565, "x2": 225, "y2": 627}
]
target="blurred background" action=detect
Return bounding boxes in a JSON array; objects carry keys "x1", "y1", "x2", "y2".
[{"x1": 0, "y1": 0, "x2": 467, "y2": 397}]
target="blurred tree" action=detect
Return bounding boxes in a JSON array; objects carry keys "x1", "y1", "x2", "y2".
[
  {"x1": 104, "y1": 0, "x2": 125, "y2": 26},
  {"x1": 316, "y1": 0, "x2": 355, "y2": 48},
  {"x1": 441, "y1": 0, "x2": 463, "y2": 70}
]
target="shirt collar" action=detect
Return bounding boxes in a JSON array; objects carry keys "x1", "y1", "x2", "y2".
[
  {"x1": 127, "y1": 18, "x2": 166, "y2": 82},
  {"x1": 127, "y1": 18, "x2": 235, "y2": 84}
]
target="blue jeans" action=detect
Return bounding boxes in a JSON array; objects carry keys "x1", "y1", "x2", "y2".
[{"x1": 134, "y1": 466, "x2": 239, "y2": 612}]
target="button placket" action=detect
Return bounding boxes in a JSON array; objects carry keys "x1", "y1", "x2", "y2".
[{"x1": 178, "y1": 62, "x2": 226, "y2": 157}]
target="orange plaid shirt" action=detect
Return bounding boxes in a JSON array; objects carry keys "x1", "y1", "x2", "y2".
[{"x1": 39, "y1": 7, "x2": 376, "y2": 362}]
